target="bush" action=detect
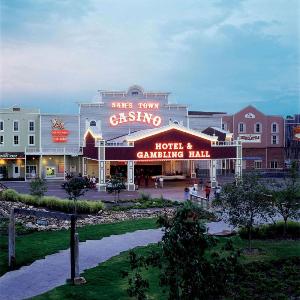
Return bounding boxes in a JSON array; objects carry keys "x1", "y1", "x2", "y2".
[
  {"x1": 239, "y1": 221, "x2": 300, "y2": 239},
  {"x1": 0, "y1": 189, "x2": 104, "y2": 214},
  {"x1": 1, "y1": 189, "x2": 20, "y2": 202},
  {"x1": 140, "y1": 192, "x2": 151, "y2": 201}
]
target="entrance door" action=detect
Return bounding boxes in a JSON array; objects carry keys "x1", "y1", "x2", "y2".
[{"x1": 13, "y1": 164, "x2": 20, "y2": 178}]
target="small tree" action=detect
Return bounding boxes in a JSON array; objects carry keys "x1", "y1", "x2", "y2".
[
  {"x1": 124, "y1": 202, "x2": 240, "y2": 299},
  {"x1": 268, "y1": 162, "x2": 300, "y2": 237},
  {"x1": 30, "y1": 177, "x2": 47, "y2": 198},
  {"x1": 63, "y1": 177, "x2": 87, "y2": 214},
  {"x1": 213, "y1": 173, "x2": 270, "y2": 250},
  {"x1": 106, "y1": 176, "x2": 126, "y2": 203}
]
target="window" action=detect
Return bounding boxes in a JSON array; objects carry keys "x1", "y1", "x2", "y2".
[
  {"x1": 90, "y1": 120, "x2": 97, "y2": 127},
  {"x1": 0, "y1": 121, "x2": 3, "y2": 131},
  {"x1": 254, "y1": 160, "x2": 262, "y2": 169},
  {"x1": 255, "y1": 123, "x2": 262, "y2": 133},
  {"x1": 0, "y1": 135, "x2": 3, "y2": 145},
  {"x1": 13, "y1": 121, "x2": 19, "y2": 132},
  {"x1": 13, "y1": 135, "x2": 19, "y2": 145},
  {"x1": 26, "y1": 165, "x2": 37, "y2": 176},
  {"x1": 272, "y1": 122, "x2": 278, "y2": 133},
  {"x1": 238, "y1": 122, "x2": 245, "y2": 133},
  {"x1": 222, "y1": 123, "x2": 227, "y2": 131},
  {"x1": 131, "y1": 91, "x2": 139, "y2": 96},
  {"x1": 270, "y1": 161, "x2": 278, "y2": 169},
  {"x1": 272, "y1": 135, "x2": 279, "y2": 145},
  {"x1": 29, "y1": 121, "x2": 35, "y2": 132},
  {"x1": 29, "y1": 135, "x2": 35, "y2": 145}
]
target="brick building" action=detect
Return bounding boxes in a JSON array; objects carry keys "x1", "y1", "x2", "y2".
[{"x1": 222, "y1": 105, "x2": 284, "y2": 170}]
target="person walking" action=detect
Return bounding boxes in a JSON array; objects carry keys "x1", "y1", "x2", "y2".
[
  {"x1": 205, "y1": 185, "x2": 211, "y2": 200},
  {"x1": 159, "y1": 176, "x2": 164, "y2": 188},
  {"x1": 184, "y1": 187, "x2": 190, "y2": 201},
  {"x1": 215, "y1": 184, "x2": 221, "y2": 200}
]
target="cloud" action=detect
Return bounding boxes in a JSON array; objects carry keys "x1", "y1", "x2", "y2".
[{"x1": 0, "y1": 0, "x2": 299, "y2": 116}]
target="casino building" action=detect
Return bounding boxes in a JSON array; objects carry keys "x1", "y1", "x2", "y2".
[{"x1": 0, "y1": 85, "x2": 242, "y2": 186}]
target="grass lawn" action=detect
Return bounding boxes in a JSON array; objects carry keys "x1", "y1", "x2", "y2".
[
  {"x1": 33, "y1": 237, "x2": 300, "y2": 300},
  {"x1": 0, "y1": 218, "x2": 158, "y2": 276}
]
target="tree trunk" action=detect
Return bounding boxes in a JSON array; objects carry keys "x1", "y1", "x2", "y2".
[
  {"x1": 248, "y1": 226, "x2": 252, "y2": 251},
  {"x1": 283, "y1": 217, "x2": 288, "y2": 238}
]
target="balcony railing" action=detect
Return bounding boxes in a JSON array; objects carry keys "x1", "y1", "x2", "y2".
[
  {"x1": 25, "y1": 147, "x2": 82, "y2": 155},
  {"x1": 211, "y1": 141, "x2": 240, "y2": 147}
]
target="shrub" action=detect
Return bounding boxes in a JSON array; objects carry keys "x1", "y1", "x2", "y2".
[
  {"x1": 239, "y1": 221, "x2": 300, "y2": 239},
  {"x1": 30, "y1": 178, "x2": 47, "y2": 197},
  {"x1": 1, "y1": 189, "x2": 20, "y2": 202},
  {"x1": 1, "y1": 189, "x2": 105, "y2": 214},
  {"x1": 140, "y1": 192, "x2": 151, "y2": 201}
]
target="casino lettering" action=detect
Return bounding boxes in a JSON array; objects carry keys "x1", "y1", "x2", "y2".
[{"x1": 109, "y1": 111, "x2": 162, "y2": 127}]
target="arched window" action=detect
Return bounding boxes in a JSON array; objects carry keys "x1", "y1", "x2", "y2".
[
  {"x1": 255, "y1": 122, "x2": 262, "y2": 133},
  {"x1": 90, "y1": 120, "x2": 97, "y2": 127}
]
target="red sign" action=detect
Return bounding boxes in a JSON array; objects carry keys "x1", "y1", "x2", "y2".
[
  {"x1": 51, "y1": 130, "x2": 70, "y2": 143},
  {"x1": 293, "y1": 126, "x2": 300, "y2": 141}
]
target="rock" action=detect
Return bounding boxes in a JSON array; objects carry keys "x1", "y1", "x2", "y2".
[{"x1": 74, "y1": 277, "x2": 86, "y2": 285}]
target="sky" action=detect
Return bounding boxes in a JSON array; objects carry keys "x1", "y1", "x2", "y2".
[{"x1": 0, "y1": 0, "x2": 299, "y2": 116}]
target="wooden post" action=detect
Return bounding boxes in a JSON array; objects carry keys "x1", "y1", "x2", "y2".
[
  {"x1": 70, "y1": 214, "x2": 76, "y2": 284},
  {"x1": 74, "y1": 233, "x2": 79, "y2": 278},
  {"x1": 8, "y1": 209, "x2": 16, "y2": 269}
]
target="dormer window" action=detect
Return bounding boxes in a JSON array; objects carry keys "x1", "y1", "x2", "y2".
[
  {"x1": 131, "y1": 91, "x2": 139, "y2": 96},
  {"x1": 90, "y1": 120, "x2": 97, "y2": 127}
]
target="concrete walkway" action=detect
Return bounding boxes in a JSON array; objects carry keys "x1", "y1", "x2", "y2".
[
  {"x1": 0, "y1": 229, "x2": 164, "y2": 300},
  {"x1": 0, "y1": 221, "x2": 233, "y2": 300}
]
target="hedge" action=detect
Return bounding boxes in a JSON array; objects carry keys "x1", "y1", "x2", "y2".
[
  {"x1": 0, "y1": 189, "x2": 105, "y2": 214},
  {"x1": 239, "y1": 221, "x2": 300, "y2": 239}
]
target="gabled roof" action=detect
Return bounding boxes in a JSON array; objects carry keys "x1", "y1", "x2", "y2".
[
  {"x1": 84, "y1": 127, "x2": 102, "y2": 140},
  {"x1": 123, "y1": 123, "x2": 218, "y2": 142}
]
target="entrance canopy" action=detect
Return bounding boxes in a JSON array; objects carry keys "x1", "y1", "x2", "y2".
[{"x1": 83, "y1": 123, "x2": 238, "y2": 161}]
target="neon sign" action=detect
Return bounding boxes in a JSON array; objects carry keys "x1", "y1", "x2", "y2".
[
  {"x1": 109, "y1": 102, "x2": 161, "y2": 127},
  {"x1": 51, "y1": 119, "x2": 70, "y2": 143},
  {"x1": 136, "y1": 143, "x2": 210, "y2": 160},
  {"x1": 110, "y1": 111, "x2": 162, "y2": 127}
]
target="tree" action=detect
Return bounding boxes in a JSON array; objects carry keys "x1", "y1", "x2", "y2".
[
  {"x1": 106, "y1": 176, "x2": 126, "y2": 203},
  {"x1": 213, "y1": 173, "x2": 270, "y2": 250},
  {"x1": 63, "y1": 177, "x2": 87, "y2": 214},
  {"x1": 124, "y1": 202, "x2": 240, "y2": 300},
  {"x1": 30, "y1": 177, "x2": 47, "y2": 198},
  {"x1": 268, "y1": 162, "x2": 300, "y2": 237}
]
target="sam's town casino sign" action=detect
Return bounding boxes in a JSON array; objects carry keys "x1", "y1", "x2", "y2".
[{"x1": 109, "y1": 102, "x2": 162, "y2": 127}]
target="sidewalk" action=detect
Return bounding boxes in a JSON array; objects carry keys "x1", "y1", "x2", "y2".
[{"x1": 0, "y1": 222, "x2": 233, "y2": 300}]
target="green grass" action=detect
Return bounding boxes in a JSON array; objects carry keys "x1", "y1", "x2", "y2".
[
  {"x1": 33, "y1": 237, "x2": 300, "y2": 300},
  {"x1": 0, "y1": 218, "x2": 158, "y2": 276}
]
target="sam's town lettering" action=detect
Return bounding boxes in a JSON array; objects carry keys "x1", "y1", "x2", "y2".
[
  {"x1": 51, "y1": 119, "x2": 70, "y2": 143},
  {"x1": 109, "y1": 102, "x2": 162, "y2": 127},
  {"x1": 136, "y1": 143, "x2": 210, "y2": 159}
]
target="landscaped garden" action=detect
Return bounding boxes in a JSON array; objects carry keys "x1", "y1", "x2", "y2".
[{"x1": 0, "y1": 218, "x2": 158, "y2": 276}]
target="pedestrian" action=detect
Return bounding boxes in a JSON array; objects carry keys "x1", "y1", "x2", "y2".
[
  {"x1": 155, "y1": 177, "x2": 159, "y2": 189},
  {"x1": 205, "y1": 185, "x2": 211, "y2": 200},
  {"x1": 184, "y1": 187, "x2": 190, "y2": 201},
  {"x1": 159, "y1": 176, "x2": 164, "y2": 188},
  {"x1": 215, "y1": 184, "x2": 221, "y2": 200},
  {"x1": 190, "y1": 187, "x2": 197, "y2": 200},
  {"x1": 199, "y1": 178, "x2": 204, "y2": 190}
]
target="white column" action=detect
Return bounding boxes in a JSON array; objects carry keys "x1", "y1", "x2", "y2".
[
  {"x1": 24, "y1": 153, "x2": 27, "y2": 182},
  {"x1": 127, "y1": 160, "x2": 135, "y2": 191},
  {"x1": 98, "y1": 140, "x2": 106, "y2": 191},
  {"x1": 63, "y1": 148, "x2": 66, "y2": 181},
  {"x1": 209, "y1": 159, "x2": 217, "y2": 188},
  {"x1": 39, "y1": 154, "x2": 43, "y2": 179},
  {"x1": 235, "y1": 140, "x2": 243, "y2": 182},
  {"x1": 190, "y1": 160, "x2": 196, "y2": 178}
]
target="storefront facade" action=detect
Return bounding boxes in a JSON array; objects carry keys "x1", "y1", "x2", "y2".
[
  {"x1": 82, "y1": 124, "x2": 242, "y2": 191},
  {"x1": 0, "y1": 107, "x2": 40, "y2": 180}
]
